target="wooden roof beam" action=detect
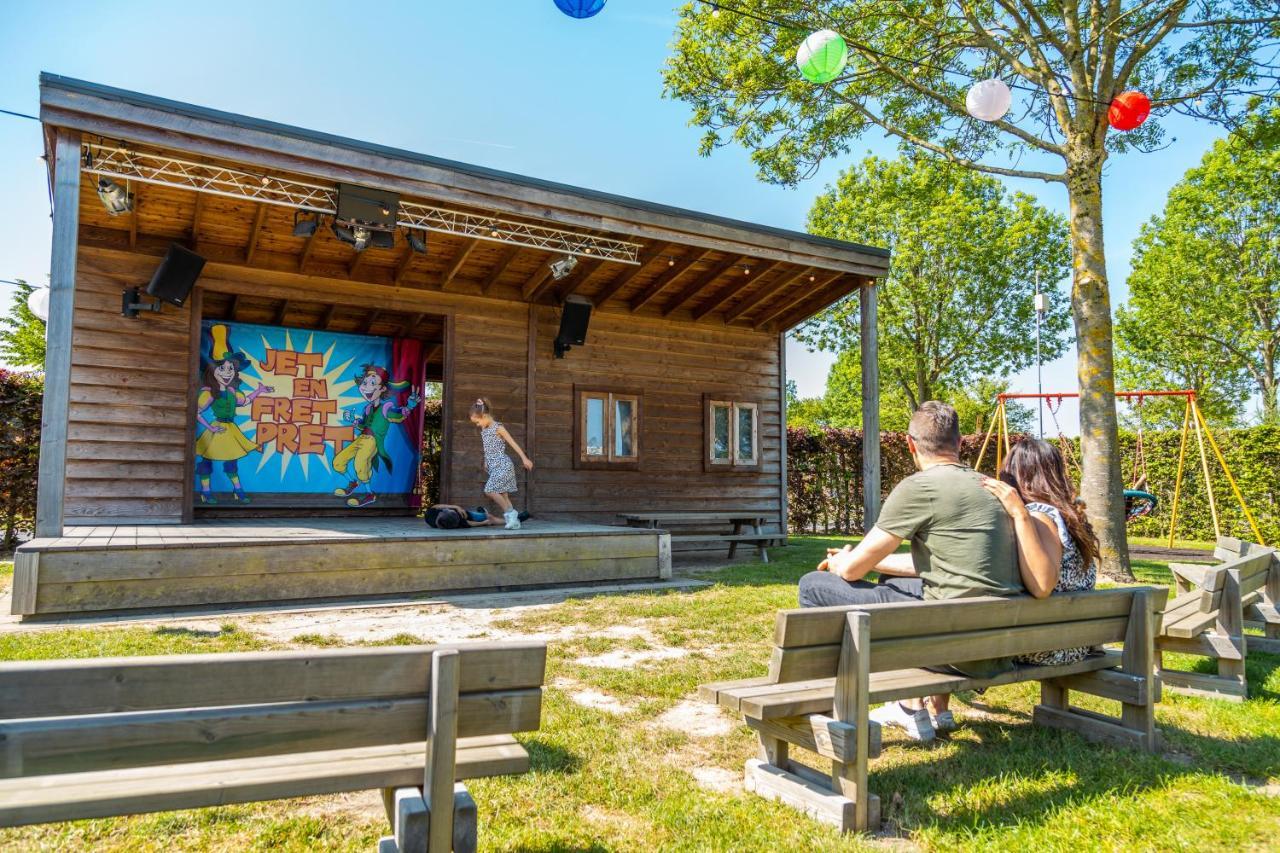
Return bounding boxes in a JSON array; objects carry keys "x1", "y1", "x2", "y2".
[
  {"x1": 128, "y1": 182, "x2": 140, "y2": 249},
  {"x1": 226, "y1": 293, "x2": 240, "y2": 322},
  {"x1": 724, "y1": 266, "x2": 815, "y2": 324},
  {"x1": 320, "y1": 303, "x2": 338, "y2": 330},
  {"x1": 754, "y1": 272, "x2": 847, "y2": 329},
  {"x1": 769, "y1": 276, "x2": 869, "y2": 331},
  {"x1": 297, "y1": 217, "x2": 322, "y2": 272},
  {"x1": 190, "y1": 191, "x2": 205, "y2": 245},
  {"x1": 693, "y1": 260, "x2": 785, "y2": 321},
  {"x1": 555, "y1": 257, "x2": 604, "y2": 301},
  {"x1": 348, "y1": 247, "x2": 369, "y2": 279},
  {"x1": 481, "y1": 245, "x2": 520, "y2": 294},
  {"x1": 592, "y1": 242, "x2": 669, "y2": 307},
  {"x1": 662, "y1": 254, "x2": 745, "y2": 318},
  {"x1": 362, "y1": 308, "x2": 381, "y2": 334},
  {"x1": 274, "y1": 298, "x2": 291, "y2": 326},
  {"x1": 629, "y1": 250, "x2": 713, "y2": 312},
  {"x1": 520, "y1": 262, "x2": 554, "y2": 301},
  {"x1": 440, "y1": 237, "x2": 478, "y2": 291},
  {"x1": 245, "y1": 202, "x2": 267, "y2": 264},
  {"x1": 393, "y1": 245, "x2": 418, "y2": 286}
]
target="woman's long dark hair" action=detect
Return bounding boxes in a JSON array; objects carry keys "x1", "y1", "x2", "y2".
[{"x1": 999, "y1": 438, "x2": 1099, "y2": 568}]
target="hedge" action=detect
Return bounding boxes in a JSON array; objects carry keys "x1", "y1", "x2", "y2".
[
  {"x1": 0, "y1": 369, "x2": 42, "y2": 549},
  {"x1": 788, "y1": 424, "x2": 1280, "y2": 544}
]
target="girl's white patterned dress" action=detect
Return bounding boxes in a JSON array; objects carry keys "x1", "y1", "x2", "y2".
[{"x1": 481, "y1": 421, "x2": 518, "y2": 493}]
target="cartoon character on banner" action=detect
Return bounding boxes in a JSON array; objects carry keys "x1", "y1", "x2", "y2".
[
  {"x1": 195, "y1": 324, "x2": 273, "y2": 504},
  {"x1": 333, "y1": 364, "x2": 421, "y2": 508}
]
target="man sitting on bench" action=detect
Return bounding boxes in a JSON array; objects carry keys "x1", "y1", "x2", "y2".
[{"x1": 797, "y1": 401, "x2": 1025, "y2": 743}]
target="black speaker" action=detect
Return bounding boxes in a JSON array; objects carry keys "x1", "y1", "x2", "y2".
[
  {"x1": 146, "y1": 244, "x2": 206, "y2": 307},
  {"x1": 555, "y1": 295, "x2": 592, "y2": 358}
]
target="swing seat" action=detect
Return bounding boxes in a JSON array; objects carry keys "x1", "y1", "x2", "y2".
[{"x1": 1124, "y1": 489, "x2": 1158, "y2": 522}]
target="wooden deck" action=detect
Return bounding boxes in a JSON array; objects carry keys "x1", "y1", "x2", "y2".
[{"x1": 11, "y1": 519, "x2": 671, "y2": 618}]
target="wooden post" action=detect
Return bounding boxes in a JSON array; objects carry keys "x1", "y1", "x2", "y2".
[
  {"x1": 1216, "y1": 568, "x2": 1247, "y2": 691},
  {"x1": 1119, "y1": 589, "x2": 1157, "y2": 750},
  {"x1": 860, "y1": 283, "x2": 880, "y2": 529},
  {"x1": 1266, "y1": 554, "x2": 1280, "y2": 643},
  {"x1": 831, "y1": 611, "x2": 876, "y2": 831},
  {"x1": 424, "y1": 649, "x2": 459, "y2": 853},
  {"x1": 778, "y1": 331, "x2": 789, "y2": 540},
  {"x1": 525, "y1": 303, "x2": 537, "y2": 515},
  {"x1": 35, "y1": 129, "x2": 82, "y2": 538}
]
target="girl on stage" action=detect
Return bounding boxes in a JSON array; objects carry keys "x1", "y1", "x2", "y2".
[
  {"x1": 469, "y1": 397, "x2": 533, "y2": 529},
  {"x1": 195, "y1": 324, "x2": 273, "y2": 504}
]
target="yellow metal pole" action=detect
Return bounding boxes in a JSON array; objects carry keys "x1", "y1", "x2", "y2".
[
  {"x1": 1193, "y1": 400, "x2": 1266, "y2": 546},
  {"x1": 1001, "y1": 399, "x2": 1012, "y2": 457},
  {"x1": 1165, "y1": 396, "x2": 1192, "y2": 549},
  {"x1": 1191, "y1": 402, "x2": 1221, "y2": 540},
  {"x1": 995, "y1": 400, "x2": 1006, "y2": 473},
  {"x1": 975, "y1": 402, "x2": 1000, "y2": 473}
]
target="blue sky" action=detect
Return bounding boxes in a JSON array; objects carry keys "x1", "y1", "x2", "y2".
[{"x1": 0, "y1": 1, "x2": 1232, "y2": 434}]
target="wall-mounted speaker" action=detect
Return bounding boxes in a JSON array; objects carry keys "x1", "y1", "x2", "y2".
[
  {"x1": 146, "y1": 243, "x2": 207, "y2": 307},
  {"x1": 555, "y1": 295, "x2": 592, "y2": 358}
]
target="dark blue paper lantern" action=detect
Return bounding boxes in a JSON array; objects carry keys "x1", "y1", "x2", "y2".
[{"x1": 554, "y1": 0, "x2": 605, "y2": 18}]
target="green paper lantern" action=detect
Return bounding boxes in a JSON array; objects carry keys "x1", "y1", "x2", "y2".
[{"x1": 795, "y1": 29, "x2": 848, "y2": 84}]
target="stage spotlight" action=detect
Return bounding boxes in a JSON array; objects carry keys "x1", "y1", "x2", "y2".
[
  {"x1": 369, "y1": 230, "x2": 395, "y2": 250},
  {"x1": 405, "y1": 230, "x2": 428, "y2": 254},
  {"x1": 96, "y1": 178, "x2": 132, "y2": 216},
  {"x1": 332, "y1": 222, "x2": 371, "y2": 251},
  {"x1": 292, "y1": 212, "x2": 319, "y2": 238},
  {"x1": 549, "y1": 254, "x2": 578, "y2": 281}
]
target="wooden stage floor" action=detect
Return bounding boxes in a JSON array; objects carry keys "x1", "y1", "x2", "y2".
[{"x1": 12, "y1": 518, "x2": 671, "y2": 618}]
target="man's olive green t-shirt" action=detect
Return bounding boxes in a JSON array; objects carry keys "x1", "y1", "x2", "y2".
[{"x1": 875, "y1": 463, "x2": 1023, "y2": 601}]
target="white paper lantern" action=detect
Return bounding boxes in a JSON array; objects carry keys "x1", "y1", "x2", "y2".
[
  {"x1": 26, "y1": 285, "x2": 50, "y2": 322},
  {"x1": 795, "y1": 29, "x2": 848, "y2": 84},
  {"x1": 965, "y1": 79, "x2": 1012, "y2": 122}
]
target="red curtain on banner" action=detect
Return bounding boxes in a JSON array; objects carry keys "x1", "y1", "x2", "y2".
[{"x1": 392, "y1": 337, "x2": 426, "y2": 508}]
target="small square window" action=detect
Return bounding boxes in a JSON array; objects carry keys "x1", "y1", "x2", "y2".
[
  {"x1": 705, "y1": 395, "x2": 760, "y2": 471},
  {"x1": 575, "y1": 386, "x2": 641, "y2": 470}
]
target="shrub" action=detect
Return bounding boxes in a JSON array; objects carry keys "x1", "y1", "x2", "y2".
[{"x1": 0, "y1": 369, "x2": 42, "y2": 548}]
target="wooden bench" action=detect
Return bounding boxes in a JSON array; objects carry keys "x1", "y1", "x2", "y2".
[
  {"x1": 0, "y1": 642, "x2": 547, "y2": 853},
  {"x1": 619, "y1": 511, "x2": 779, "y2": 562},
  {"x1": 700, "y1": 587, "x2": 1167, "y2": 834},
  {"x1": 1156, "y1": 536, "x2": 1280, "y2": 701}
]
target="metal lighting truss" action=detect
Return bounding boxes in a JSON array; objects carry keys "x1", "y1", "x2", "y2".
[{"x1": 80, "y1": 142, "x2": 642, "y2": 264}]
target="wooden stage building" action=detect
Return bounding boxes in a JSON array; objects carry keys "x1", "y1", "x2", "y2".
[{"x1": 14, "y1": 74, "x2": 888, "y2": 617}]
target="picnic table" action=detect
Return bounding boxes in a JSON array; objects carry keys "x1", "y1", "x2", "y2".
[{"x1": 618, "y1": 511, "x2": 779, "y2": 562}]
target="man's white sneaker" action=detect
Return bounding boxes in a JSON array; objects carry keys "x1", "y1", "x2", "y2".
[
  {"x1": 931, "y1": 710, "x2": 956, "y2": 733},
  {"x1": 503, "y1": 509, "x2": 521, "y2": 530},
  {"x1": 868, "y1": 702, "x2": 935, "y2": 743}
]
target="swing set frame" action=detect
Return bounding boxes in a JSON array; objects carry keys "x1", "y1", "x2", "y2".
[{"x1": 974, "y1": 390, "x2": 1265, "y2": 547}]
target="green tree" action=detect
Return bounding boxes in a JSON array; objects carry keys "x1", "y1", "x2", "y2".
[
  {"x1": 794, "y1": 156, "x2": 1071, "y2": 424},
  {"x1": 0, "y1": 280, "x2": 46, "y2": 368},
  {"x1": 665, "y1": 2, "x2": 1280, "y2": 577},
  {"x1": 1117, "y1": 107, "x2": 1280, "y2": 426}
]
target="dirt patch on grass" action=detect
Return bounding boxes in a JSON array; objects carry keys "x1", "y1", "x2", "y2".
[
  {"x1": 689, "y1": 765, "x2": 742, "y2": 794},
  {"x1": 553, "y1": 676, "x2": 637, "y2": 716},
  {"x1": 652, "y1": 698, "x2": 735, "y2": 738},
  {"x1": 575, "y1": 645, "x2": 690, "y2": 669}
]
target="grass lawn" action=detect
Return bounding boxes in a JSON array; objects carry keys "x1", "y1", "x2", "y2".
[
  {"x1": 1, "y1": 537, "x2": 1277, "y2": 851},
  {"x1": 0, "y1": 559, "x2": 12, "y2": 597}
]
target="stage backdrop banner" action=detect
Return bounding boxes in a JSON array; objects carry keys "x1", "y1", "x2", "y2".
[{"x1": 194, "y1": 320, "x2": 423, "y2": 508}]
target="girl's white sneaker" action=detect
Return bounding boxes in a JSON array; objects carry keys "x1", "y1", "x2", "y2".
[{"x1": 503, "y1": 509, "x2": 521, "y2": 530}]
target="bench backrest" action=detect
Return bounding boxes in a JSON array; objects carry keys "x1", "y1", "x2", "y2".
[
  {"x1": 768, "y1": 587, "x2": 1168, "y2": 683},
  {"x1": 0, "y1": 641, "x2": 545, "y2": 779},
  {"x1": 1213, "y1": 537, "x2": 1277, "y2": 596}
]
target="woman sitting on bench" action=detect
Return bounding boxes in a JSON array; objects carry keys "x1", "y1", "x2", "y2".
[{"x1": 981, "y1": 439, "x2": 1100, "y2": 666}]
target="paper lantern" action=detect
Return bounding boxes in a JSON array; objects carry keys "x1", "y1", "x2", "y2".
[
  {"x1": 1108, "y1": 90, "x2": 1151, "y2": 131},
  {"x1": 26, "y1": 286, "x2": 50, "y2": 322},
  {"x1": 965, "y1": 79, "x2": 1012, "y2": 122},
  {"x1": 795, "y1": 29, "x2": 848, "y2": 84},
  {"x1": 553, "y1": 0, "x2": 605, "y2": 18}
]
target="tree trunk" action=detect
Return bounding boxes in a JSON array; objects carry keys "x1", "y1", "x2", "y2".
[{"x1": 1066, "y1": 159, "x2": 1133, "y2": 581}]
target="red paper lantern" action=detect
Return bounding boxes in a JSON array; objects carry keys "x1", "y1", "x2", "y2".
[{"x1": 1108, "y1": 90, "x2": 1151, "y2": 131}]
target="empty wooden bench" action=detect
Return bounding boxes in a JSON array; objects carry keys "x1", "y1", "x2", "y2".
[
  {"x1": 700, "y1": 587, "x2": 1167, "y2": 834},
  {"x1": 619, "y1": 511, "x2": 779, "y2": 562},
  {"x1": 0, "y1": 642, "x2": 546, "y2": 853},
  {"x1": 1157, "y1": 536, "x2": 1280, "y2": 701}
]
